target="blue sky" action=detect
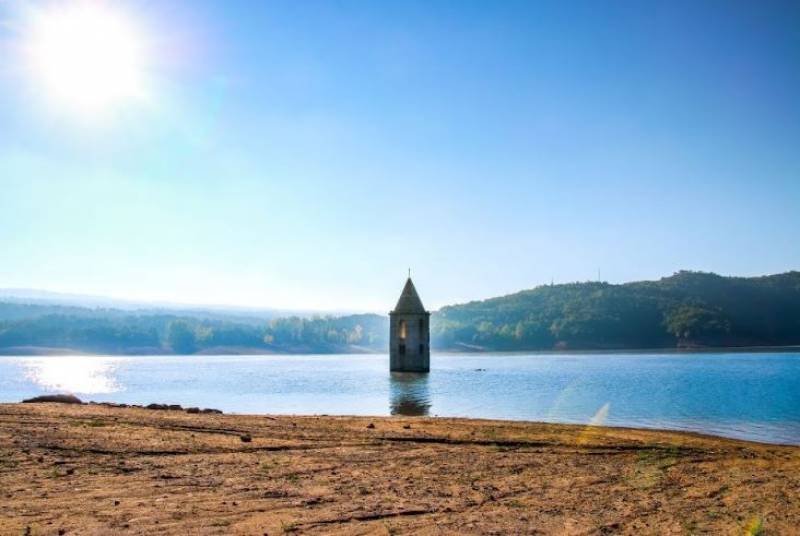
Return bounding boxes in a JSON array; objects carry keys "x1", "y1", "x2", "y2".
[{"x1": 1, "y1": 0, "x2": 798, "y2": 311}]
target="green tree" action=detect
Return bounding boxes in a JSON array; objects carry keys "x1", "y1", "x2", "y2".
[
  {"x1": 166, "y1": 320, "x2": 197, "y2": 354},
  {"x1": 663, "y1": 304, "x2": 731, "y2": 341}
]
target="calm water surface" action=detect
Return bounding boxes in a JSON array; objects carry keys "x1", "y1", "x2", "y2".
[{"x1": 1, "y1": 352, "x2": 799, "y2": 445}]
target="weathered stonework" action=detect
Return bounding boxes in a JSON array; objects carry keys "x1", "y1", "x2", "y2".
[{"x1": 390, "y1": 278, "x2": 430, "y2": 372}]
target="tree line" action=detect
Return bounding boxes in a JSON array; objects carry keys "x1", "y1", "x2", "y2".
[
  {"x1": 434, "y1": 271, "x2": 800, "y2": 350},
  {"x1": 0, "y1": 309, "x2": 387, "y2": 354},
  {"x1": 1, "y1": 271, "x2": 799, "y2": 354}
]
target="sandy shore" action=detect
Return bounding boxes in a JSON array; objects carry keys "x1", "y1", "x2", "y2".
[{"x1": 1, "y1": 403, "x2": 798, "y2": 535}]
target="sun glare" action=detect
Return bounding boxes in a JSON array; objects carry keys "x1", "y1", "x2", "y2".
[{"x1": 25, "y1": 2, "x2": 148, "y2": 116}]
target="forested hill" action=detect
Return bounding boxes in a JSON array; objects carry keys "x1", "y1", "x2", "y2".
[
  {"x1": 1, "y1": 271, "x2": 799, "y2": 354},
  {"x1": 434, "y1": 271, "x2": 800, "y2": 350},
  {"x1": 0, "y1": 303, "x2": 388, "y2": 355}
]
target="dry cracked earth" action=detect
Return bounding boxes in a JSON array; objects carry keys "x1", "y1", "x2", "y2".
[{"x1": 1, "y1": 403, "x2": 798, "y2": 535}]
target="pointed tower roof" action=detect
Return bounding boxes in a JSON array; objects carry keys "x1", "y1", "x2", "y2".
[{"x1": 392, "y1": 278, "x2": 427, "y2": 314}]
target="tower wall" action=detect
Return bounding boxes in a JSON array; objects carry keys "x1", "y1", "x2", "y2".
[{"x1": 389, "y1": 312, "x2": 430, "y2": 372}]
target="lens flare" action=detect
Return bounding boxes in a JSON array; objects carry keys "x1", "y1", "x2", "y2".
[{"x1": 577, "y1": 402, "x2": 611, "y2": 445}]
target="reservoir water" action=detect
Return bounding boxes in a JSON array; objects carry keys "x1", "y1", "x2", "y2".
[{"x1": 1, "y1": 352, "x2": 799, "y2": 445}]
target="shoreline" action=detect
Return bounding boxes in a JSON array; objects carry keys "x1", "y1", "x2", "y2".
[
  {"x1": 2, "y1": 344, "x2": 799, "y2": 357},
  {"x1": 2, "y1": 403, "x2": 798, "y2": 534},
  {"x1": 3, "y1": 398, "x2": 798, "y2": 447},
  {"x1": 3, "y1": 395, "x2": 797, "y2": 447},
  {"x1": 28, "y1": 401, "x2": 800, "y2": 448}
]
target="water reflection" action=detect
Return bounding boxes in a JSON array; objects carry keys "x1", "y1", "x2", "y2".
[
  {"x1": 1, "y1": 352, "x2": 797, "y2": 444},
  {"x1": 389, "y1": 372, "x2": 431, "y2": 416},
  {"x1": 24, "y1": 357, "x2": 120, "y2": 394}
]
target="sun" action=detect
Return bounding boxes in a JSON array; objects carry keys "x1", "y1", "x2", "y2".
[{"x1": 25, "y1": 2, "x2": 149, "y2": 116}]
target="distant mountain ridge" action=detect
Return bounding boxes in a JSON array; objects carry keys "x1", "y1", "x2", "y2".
[
  {"x1": 0, "y1": 288, "x2": 336, "y2": 320},
  {"x1": 1, "y1": 271, "x2": 799, "y2": 355}
]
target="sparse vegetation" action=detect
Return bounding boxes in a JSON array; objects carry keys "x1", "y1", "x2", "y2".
[
  {"x1": 280, "y1": 520, "x2": 298, "y2": 533},
  {"x1": 745, "y1": 516, "x2": 765, "y2": 536}
]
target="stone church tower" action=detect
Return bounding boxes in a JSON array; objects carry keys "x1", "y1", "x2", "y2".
[{"x1": 390, "y1": 277, "x2": 430, "y2": 372}]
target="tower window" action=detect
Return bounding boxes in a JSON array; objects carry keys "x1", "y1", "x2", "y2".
[
  {"x1": 399, "y1": 344, "x2": 406, "y2": 355},
  {"x1": 399, "y1": 319, "x2": 407, "y2": 340},
  {"x1": 419, "y1": 344, "x2": 424, "y2": 354}
]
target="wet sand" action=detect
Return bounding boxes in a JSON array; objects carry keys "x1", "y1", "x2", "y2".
[{"x1": 1, "y1": 403, "x2": 798, "y2": 535}]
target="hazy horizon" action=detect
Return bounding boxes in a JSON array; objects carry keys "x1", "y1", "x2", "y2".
[
  {"x1": 2, "y1": 1, "x2": 799, "y2": 311},
  {"x1": 1, "y1": 268, "x2": 796, "y2": 316}
]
